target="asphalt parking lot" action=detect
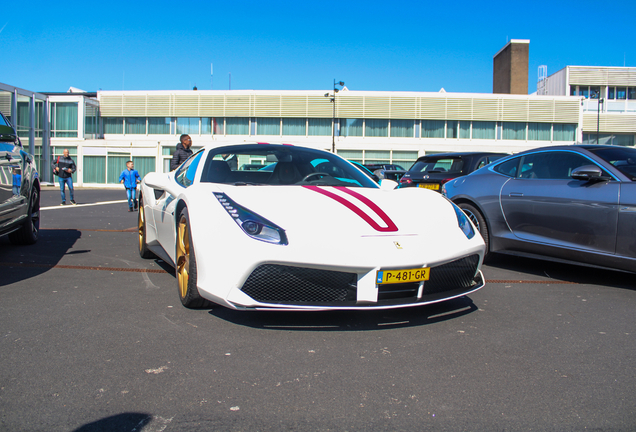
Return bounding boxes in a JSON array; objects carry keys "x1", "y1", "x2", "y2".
[{"x1": 1, "y1": 187, "x2": 635, "y2": 432}]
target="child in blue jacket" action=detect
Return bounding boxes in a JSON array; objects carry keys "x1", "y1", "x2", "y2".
[{"x1": 119, "y1": 161, "x2": 141, "y2": 212}]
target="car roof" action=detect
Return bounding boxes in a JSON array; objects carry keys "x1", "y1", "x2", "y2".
[{"x1": 416, "y1": 152, "x2": 508, "y2": 160}]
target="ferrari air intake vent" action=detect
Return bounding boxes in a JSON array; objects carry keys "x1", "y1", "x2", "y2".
[
  {"x1": 425, "y1": 254, "x2": 480, "y2": 294},
  {"x1": 241, "y1": 264, "x2": 358, "y2": 305}
]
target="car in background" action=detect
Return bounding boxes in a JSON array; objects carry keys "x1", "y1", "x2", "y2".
[
  {"x1": 442, "y1": 145, "x2": 636, "y2": 273},
  {"x1": 0, "y1": 111, "x2": 40, "y2": 244},
  {"x1": 399, "y1": 152, "x2": 507, "y2": 192},
  {"x1": 364, "y1": 163, "x2": 407, "y2": 181},
  {"x1": 138, "y1": 142, "x2": 486, "y2": 311}
]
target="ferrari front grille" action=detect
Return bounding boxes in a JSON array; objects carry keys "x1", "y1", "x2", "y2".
[{"x1": 241, "y1": 264, "x2": 358, "y2": 305}]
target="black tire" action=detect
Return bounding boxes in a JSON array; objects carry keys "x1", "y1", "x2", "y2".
[
  {"x1": 459, "y1": 202, "x2": 490, "y2": 257},
  {"x1": 176, "y1": 207, "x2": 211, "y2": 309},
  {"x1": 137, "y1": 196, "x2": 156, "y2": 259},
  {"x1": 9, "y1": 186, "x2": 40, "y2": 245}
]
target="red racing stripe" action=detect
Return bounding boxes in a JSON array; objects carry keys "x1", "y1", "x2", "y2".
[{"x1": 303, "y1": 185, "x2": 398, "y2": 232}]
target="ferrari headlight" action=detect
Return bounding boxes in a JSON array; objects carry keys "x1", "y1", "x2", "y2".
[
  {"x1": 452, "y1": 203, "x2": 475, "y2": 239},
  {"x1": 214, "y1": 193, "x2": 288, "y2": 245}
]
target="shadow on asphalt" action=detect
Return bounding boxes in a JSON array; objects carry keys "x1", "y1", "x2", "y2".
[
  {"x1": 0, "y1": 229, "x2": 82, "y2": 287},
  {"x1": 485, "y1": 253, "x2": 636, "y2": 290},
  {"x1": 72, "y1": 412, "x2": 152, "y2": 432},
  {"x1": 208, "y1": 296, "x2": 478, "y2": 331}
]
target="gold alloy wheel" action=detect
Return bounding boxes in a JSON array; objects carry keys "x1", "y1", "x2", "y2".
[
  {"x1": 138, "y1": 205, "x2": 145, "y2": 252},
  {"x1": 176, "y1": 215, "x2": 190, "y2": 299}
]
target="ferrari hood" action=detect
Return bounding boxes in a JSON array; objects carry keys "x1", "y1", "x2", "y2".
[{"x1": 211, "y1": 184, "x2": 458, "y2": 240}]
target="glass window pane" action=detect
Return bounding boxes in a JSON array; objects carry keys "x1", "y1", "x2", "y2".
[
  {"x1": 616, "y1": 87, "x2": 627, "y2": 100},
  {"x1": 608, "y1": 87, "x2": 615, "y2": 99},
  {"x1": 337, "y1": 150, "x2": 363, "y2": 162},
  {"x1": 125, "y1": 117, "x2": 146, "y2": 134},
  {"x1": 107, "y1": 154, "x2": 130, "y2": 184},
  {"x1": 570, "y1": 87, "x2": 577, "y2": 96},
  {"x1": 256, "y1": 118, "x2": 280, "y2": 135},
  {"x1": 459, "y1": 121, "x2": 470, "y2": 139},
  {"x1": 104, "y1": 117, "x2": 123, "y2": 134},
  {"x1": 472, "y1": 121, "x2": 496, "y2": 139},
  {"x1": 132, "y1": 156, "x2": 156, "y2": 179},
  {"x1": 629, "y1": 88, "x2": 636, "y2": 100},
  {"x1": 282, "y1": 118, "x2": 306, "y2": 136},
  {"x1": 52, "y1": 102, "x2": 78, "y2": 137},
  {"x1": 213, "y1": 118, "x2": 224, "y2": 135},
  {"x1": 528, "y1": 123, "x2": 551, "y2": 141},
  {"x1": 502, "y1": 122, "x2": 526, "y2": 140},
  {"x1": 365, "y1": 119, "x2": 388, "y2": 137},
  {"x1": 365, "y1": 150, "x2": 390, "y2": 164},
  {"x1": 421, "y1": 120, "x2": 445, "y2": 138},
  {"x1": 148, "y1": 117, "x2": 171, "y2": 134},
  {"x1": 176, "y1": 117, "x2": 199, "y2": 135},
  {"x1": 340, "y1": 119, "x2": 363, "y2": 137},
  {"x1": 83, "y1": 156, "x2": 106, "y2": 183},
  {"x1": 226, "y1": 117, "x2": 249, "y2": 135},
  {"x1": 201, "y1": 118, "x2": 212, "y2": 135},
  {"x1": 446, "y1": 120, "x2": 458, "y2": 138},
  {"x1": 308, "y1": 118, "x2": 331, "y2": 136},
  {"x1": 390, "y1": 119, "x2": 413, "y2": 138},
  {"x1": 553, "y1": 124, "x2": 576, "y2": 141}
]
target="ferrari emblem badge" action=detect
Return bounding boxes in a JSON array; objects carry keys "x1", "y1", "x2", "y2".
[{"x1": 394, "y1": 241, "x2": 403, "y2": 249}]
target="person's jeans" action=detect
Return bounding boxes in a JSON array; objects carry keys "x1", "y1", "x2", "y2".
[
  {"x1": 126, "y1": 188, "x2": 138, "y2": 209},
  {"x1": 59, "y1": 177, "x2": 74, "y2": 202}
]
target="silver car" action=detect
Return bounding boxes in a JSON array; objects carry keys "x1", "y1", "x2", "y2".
[{"x1": 442, "y1": 145, "x2": 636, "y2": 273}]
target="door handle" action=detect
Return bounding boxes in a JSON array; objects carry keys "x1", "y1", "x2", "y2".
[{"x1": 509, "y1": 192, "x2": 524, "y2": 197}]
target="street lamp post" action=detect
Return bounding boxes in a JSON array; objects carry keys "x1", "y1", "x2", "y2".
[
  {"x1": 591, "y1": 89, "x2": 604, "y2": 144},
  {"x1": 325, "y1": 80, "x2": 345, "y2": 153}
]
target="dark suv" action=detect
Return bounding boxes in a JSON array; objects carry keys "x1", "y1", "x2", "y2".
[
  {"x1": 398, "y1": 152, "x2": 507, "y2": 192},
  {"x1": 364, "y1": 163, "x2": 407, "y2": 181},
  {"x1": 0, "y1": 111, "x2": 40, "y2": 244}
]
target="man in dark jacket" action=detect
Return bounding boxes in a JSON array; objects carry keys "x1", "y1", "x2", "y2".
[
  {"x1": 53, "y1": 149, "x2": 77, "y2": 205},
  {"x1": 170, "y1": 134, "x2": 193, "y2": 171}
]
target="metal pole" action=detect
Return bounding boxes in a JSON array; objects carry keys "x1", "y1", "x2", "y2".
[
  {"x1": 332, "y1": 80, "x2": 336, "y2": 153},
  {"x1": 596, "y1": 97, "x2": 600, "y2": 144}
]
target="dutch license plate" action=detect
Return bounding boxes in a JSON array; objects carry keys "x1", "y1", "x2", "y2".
[
  {"x1": 419, "y1": 183, "x2": 439, "y2": 190},
  {"x1": 376, "y1": 268, "x2": 430, "y2": 285}
]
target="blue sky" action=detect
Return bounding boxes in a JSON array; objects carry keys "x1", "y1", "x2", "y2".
[{"x1": 2, "y1": 0, "x2": 635, "y2": 94}]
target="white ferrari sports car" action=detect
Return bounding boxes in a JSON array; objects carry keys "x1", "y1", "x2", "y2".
[{"x1": 138, "y1": 143, "x2": 486, "y2": 311}]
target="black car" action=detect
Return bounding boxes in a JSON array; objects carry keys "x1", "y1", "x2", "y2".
[
  {"x1": 398, "y1": 152, "x2": 508, "y2": 192},
  {"x1": 364, "y1": 163, "x2": 407, "y2": 181},
  {"x1": 0, "y1": 111, "x2": 40, "y2": 244}
]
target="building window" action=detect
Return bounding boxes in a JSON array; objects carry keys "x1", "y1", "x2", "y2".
[
  {"x1": 83, "y1": 156, "x2": 106, "y2": 183},
  {"x1": 391, "y1": 151, "x2": 418, "y2": 168},
  {"x1": 459, "y1": 121, "x2": 470, "y2": 139},
  {"x1": 629, "y1": 88, "x2": 636, "y2": 100},
  {"x1": 583, "y1": 133, "x2": 635, "y2": 146},
  {"x1": 528, "y1": 123, "x2": 551, "y2": 141},
  {"x1": 282, "y1": 118, "x2": 306, "y2": 136},
  {"x1": 226, "y1": 117, "x2": 249, "y2": 135},
  {"x1": 148, "y1": 117, "x2": 171, "y2": 134},
  {"x1": 340, "y1": 119, "x2": 363, "y2": 137},
  {"x1": 472, "y1": 121, "x2": 496, "y2": 139},
  {"x1": 308, "y1": 118, "x2": 331, "y2": 136},
  {"x1": 212, "y1": 118, "x2": 224, "y2": 135},
  {"x1": 421, "y1": 120, "x2": 444, "y2": 138},
  {"x1": 125, "y1": 117, "x2": 146, "y2": 134},
  {"x1": 84, "y1": 104, "x2": 98, "y2": 139},
  {"x1": 553, "y1": 124, "x2": 576, "y2": 141},
  {"x1": 176, "y1": 118, "x2": 199, "y2": 135},
  {"x1": 365, "y1": 150, "x2": 390, "y2": 165},
  {"x1": 390, "y1": 119, "x2": 414, "y2": 138},
  {"x1": 365, "y1": 119, "x2": 388, "y2": 137},
  {"x1": 256, "y1": 118, "x2": 281, "y2": 135},
  {"x1": 502, "y1": 122, "x2": 526, "y2": 140},
  {"x1": 132, "y1": 156, "x2": 156, "y2": 179},
  {"x1": 103, "y1": 117, "x2": 123, "y2": 134},
  {"x1": 51, "y1": 102, "x2": 78, "y2": 137},
  {"x1": 337, "y1": 149, "x2": 363, "y2": 163},
  {"x1": 446, "y1": 120, "x2": 458, "y2": 138}
]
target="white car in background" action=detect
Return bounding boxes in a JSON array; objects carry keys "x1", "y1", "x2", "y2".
[{"x1": 138, "y1": 143, "x2": 485, "y2": 311}]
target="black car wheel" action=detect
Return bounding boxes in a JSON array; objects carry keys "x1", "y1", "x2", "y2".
[
  {"x1": 459, "y1": 203, "x2": 489, "y2": 256},
  {"x1": 9, "y1": 186, "x2": 40, "y2": 245}
]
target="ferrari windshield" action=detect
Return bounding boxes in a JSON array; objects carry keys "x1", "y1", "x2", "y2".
[{"x1": 200, "y1": 144, "x2": 378, "y2": 187}]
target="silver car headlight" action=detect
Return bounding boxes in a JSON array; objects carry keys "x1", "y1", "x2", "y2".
[
  {"x1": 452, "y1": 203, "x2": 475, "y2": 239},
  {"x1": 214, "y1": 193, "x2": 288, "y2": 245}
]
